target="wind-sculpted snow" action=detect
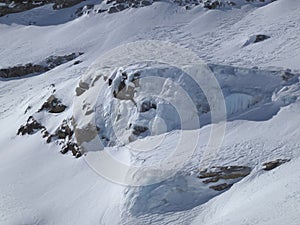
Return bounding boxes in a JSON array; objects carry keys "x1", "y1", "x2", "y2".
[
  {"x1": 71, "y1": 39, "x2": 300, "y2": 188},
  {"x1": 94, "y1": 62, "x2": 210, "y2": 145},
  {"x1": 73, "y1": 40, "x2": 227, "y2": 186},
  {"x1": 208, "y1": 64, "x2": 300, "y2": 122}
]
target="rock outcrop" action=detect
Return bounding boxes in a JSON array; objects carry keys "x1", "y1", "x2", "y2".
[
  {"x1": 262, "y1": 159, "x2": 290, "y2": 171},
  {"x1": 38, "y1": 95, "x2": 67, "y2": 113},
  {"x1": 243, "y1": 34, "x2": 271, "y2": 47},
  {"x1": 17, "y1": 116, "x2": 45, "y2": 135},
  {"x1": 198, "y1": 165, "x2": 252, "y2": 191},
  {"x1": 0, "y1": 53, "x2": 83, "y2": 79},
  {"x1": 0, "y1": 0, "x2": 86, "y2": 17}
]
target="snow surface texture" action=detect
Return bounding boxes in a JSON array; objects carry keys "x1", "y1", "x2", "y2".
[{"x1": 0, "y1": 0, "x2": 300, "y2": 224}]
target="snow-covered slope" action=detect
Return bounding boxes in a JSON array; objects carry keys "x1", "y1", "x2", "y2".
[
  {"x1": 192, "y1": 157, "x2": 300, "y2": 225},
  {"x1": 0, "y1": 0, "x2": 300, "y2": 224}
]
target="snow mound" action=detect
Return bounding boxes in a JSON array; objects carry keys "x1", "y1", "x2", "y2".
[
  {"x1": 73, "y1": 59, "x2": 299, "y2": 150},
  {"x1": 94, "y1": 61, "x2": 209, "y2": 146}
]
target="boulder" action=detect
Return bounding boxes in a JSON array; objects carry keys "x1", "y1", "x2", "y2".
[
  {"x1": 60, "y1": 142, "x2": 82, "y2": 158},
  {"x1": 262, "y1": 159, "x2": 290, "y2": 171},
  {"x1": 17, "y1": 116, "x2": 45, "y2": 135},
  {"x1": 108, "y1": 6, "x2": 118, "y2": 13},
  {"x1": 56, "y1": 120, "x2": 73, "y2": 139},
  {"x1": 141, "y1": 0, "x2": 152, "y2": 6},
  {"x1": 253, "y1": 34, "x2": 271, "y2": 43},
  {"x1": 132, "y1": 125, "x2": 149, "y2": 136},
  {"x1": 198, "y1": 165, "x2": 252, "y2": 191},
  {"x1": 209, "y1": 183, "x2": 233, "y2": 191},
  {"x1": 140, "y1": 100, "x2": 157, "y2": 112},
  {"x1": 38, "y1": 95, "x2": 66, "y2": 113}
]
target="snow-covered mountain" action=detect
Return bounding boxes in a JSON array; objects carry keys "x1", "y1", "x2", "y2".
[{"x1": 0, "y1": 0, "x2": 300, "y2": 224}]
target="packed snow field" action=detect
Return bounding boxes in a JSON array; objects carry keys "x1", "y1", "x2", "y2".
[{"x1": 0, "y1": 0, "x2": 300, "y2": 225}]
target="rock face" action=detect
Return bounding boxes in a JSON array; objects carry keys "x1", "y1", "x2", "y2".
[
  {"x1": 0, "y1": 53, "x2": 82, "y2": 79},
  {"x1": 17, "y1": 116, "x2": 45, "y2": 135},
  {"x1": 55, "y1": 120, "x2": 82, "y2": 158},
  {"x1": 0, "y1": 0, "x2": 86, "y2": 17},
  {"x1": 42, "y1": 119, "x2": 82, "y2": 157},
  {"x1": 102, "y1": 0, "x2": 234, "y2": 13},
  {"x1": 18, "y1": 116, "x2": 82, "y2": 158},
  {"x1": 262, "y1": 159, "x2": 290, "y2": 171},
  {"x1": 209, "y1": 183, "x2": 233, "y2": 191},
  {"x1": 56, "y1": 120, "x2": 73, "y2": 139},
  {"x1": 61, "y1": 142, "x2": 82, "y2": 158},
  {"x1": 38, "y1": 95, "x2": 67, "y2": 113},
  {"x1": 253, "y1": 34, "x2": 271, "y2": 43},
  {"x1": 132, "y1": 125, "x2": 149, "y2": 136},
  {"x1": 139, "y1": 100, "x2": 157, "y2": 112},
  {"x1": 0, "y1": 64, "x2": 47, "y2": 79},
  {"x1": 106, "y1": 0, "x2": 154, "y2": 14},
  {"x1": 281, "y1": 69, "x2": 295, "y2": 81},
  {"x1": 17, "y1": 93, "x2": 82, "y2": 158},
  {"x1": 198, "y1": 165, "x2": 252, "y2": 191},
  {"x1": 243, "y1": 34, "x2": 271, "y2": 47},
  {"x1": 0, "y1": 0, "x2": 276, "y2": 18}
]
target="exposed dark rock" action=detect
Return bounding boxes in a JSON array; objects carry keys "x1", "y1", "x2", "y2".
[
  {"x1": 74, "y1": 3, "x2": 95, "y2": 16},
  {"x1": 0, "y1": 0, "x2": 86, "y2": 17},
  {"x1": 197, "y1": 171, "x2": 219, "y2": 179},
  {"x1": 73, "y1": 60, "x2": 82, "y2": 65},
  {"x1": 101, "y1": 0, "x2": 155, "y2": 14},
  {"x1": 198, "y1": 165, "x2": 252, "y2": 191},
  {"x1": 209, "y1": 183, "x2": 233, "y2": 191},
  {"x1": 243, "y1": 34, "x2": 270, "y2": 47},
  {"x1": 198, "y1": 166, "x2": 251, "y2": 181},
  {"x1": 116, "y1": 4, "x2": 125, "y2": 11},
  {"x1": 262, "y1": 159, "x2": 290, "y2": 171},
  {"x1": 38, "y1": 95, "x2": 67, "y2": 113},
  {"x1": 0, "y1": 53, "x2": 83, "y2": 79},
  {"x1": 53, "y1": 0, "x2": 85, "y2": 10},
  {"x1": 140, "y1": 100, "x2": 157, "y2": 112},
  {"x1": 56, "y1": 120, "x2": 73, "y2": 139},
  {"x1": 281, "y1": 70, "x2": 295, "y2": 81},
  {"x1": 17, "y1": 116, "x2": 45, "y2": 135},
  {"x1": 24, "y1": 105, "x2": 32, "y2": 114},
  {"x1": 141, "y1": 0, "x2": 151, "y2": 6},
  {"x1": 132, "y1": 125, "x2": 148, "y2": 135},
  {"x1": 53, "y1": 120, "x2": 82, "y2": 158},
  {"x1": 46, "y1": 135, "x2": 53, "y2": 143},
  {"x1": 202, "y1": 176, "x2": 220, "y2": 184},
  {"x1": 0, "y1": 0, "x2": 272, "y2": 18},
  {"x1": 253, "y1": 34, "x2": 271, "y2": 43},
  {"x1": 17, "y1": 115, "x2": 82, "y2": 158},
  {"x1": 41, "y1": 129, "x2": 50, "y2": 138},
  {"x1": 97, "y1": 9, "x2": 107, "y2": 13},
  {"x1": 60, "y1": 142, "x2": 81, "y2": 157},
  {"x1": 0, "y1": 64, "x2": 47, "y2": 78},
  {"x1": 45, "y1": 52, "x2": 83, "y2": 69},
  {"x1": 203, "y1": 0, "x2": 223, "y2": 9},
  {"x1": 108, "y1": 6, "x2": 119, "y2": 13}
]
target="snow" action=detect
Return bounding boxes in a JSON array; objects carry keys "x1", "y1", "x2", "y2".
[
  {"x1": 0, "y1": 0, "x2": 300, "y2": 224},
  {"x1": 192, "y1": 158, "x2": 300, "y2": 225}
]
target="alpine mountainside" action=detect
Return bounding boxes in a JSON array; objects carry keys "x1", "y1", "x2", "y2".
[{"x1": 0, "y1": 0, "x2": 299, "y2": 225}]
